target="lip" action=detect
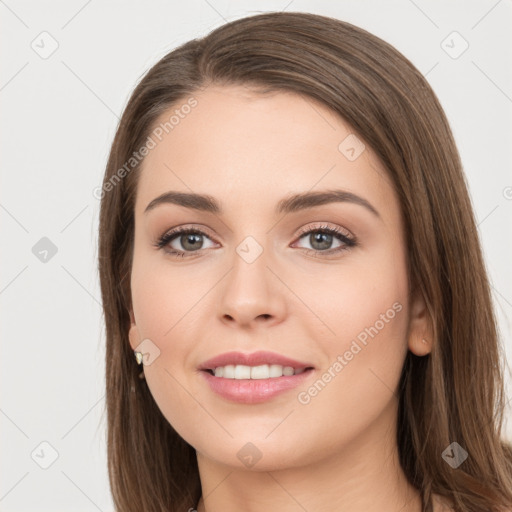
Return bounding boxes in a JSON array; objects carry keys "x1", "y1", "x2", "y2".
[
  {"x1": 200, "y1": 367, "x2": 315, "y2": 404},
  {"x1": 198, "y1": 350, "x2": 314, "y2": 371},
  {"x1": 198, "y1": 350, "x2": 315, "y2": 404}
]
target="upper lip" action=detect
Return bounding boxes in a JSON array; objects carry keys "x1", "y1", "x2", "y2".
[{"x1": 198, "y1": 351, "x2": 314, "y2": 371}]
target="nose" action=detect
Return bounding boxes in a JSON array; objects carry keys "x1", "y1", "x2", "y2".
[{"x1": 218, "y1": 245, "x2": 287, "y2": 329}]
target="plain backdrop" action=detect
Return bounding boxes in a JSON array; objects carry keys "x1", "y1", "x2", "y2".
[{"x1": 1, "y1": 1, "x2": 511, "y2": 510}]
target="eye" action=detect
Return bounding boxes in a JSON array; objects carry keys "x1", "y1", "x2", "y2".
[
  {"x1": 154, "y1": 223, "x2": 357, "y2": 259},
  {"x1": 154, "y1": 226, "x2": 217, "y2": 257},
  {"x1": 292, "y1": 224, "x2": 357, "y2": 256}
]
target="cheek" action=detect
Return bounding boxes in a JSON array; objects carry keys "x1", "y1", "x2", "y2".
[
  {"x1": 130, "y1": 243, "x2": 206, "y2": 342},
  {"x1": 289, "y1": 231, "x2": 408, "y2": 348},
  {"x1": 130, "y1": 253, "x2": 215, "y2": 441},
  {"x1": 292, "y1": 240, "x2": 408, "y2": 387},
  {"x1": 295, "y1": 246, "x2": 409, "y2": 428}
]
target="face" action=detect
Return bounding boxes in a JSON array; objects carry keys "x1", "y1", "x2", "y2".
[{"x1": 128, "y1": 84, "x2": 429, "y2": 471}]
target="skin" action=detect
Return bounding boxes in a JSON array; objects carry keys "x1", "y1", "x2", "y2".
[{"x1": 128, "y1": 84, "x2": 436, "y2": 512}]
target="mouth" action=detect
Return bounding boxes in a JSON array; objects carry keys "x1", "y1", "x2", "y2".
[{"x1": 198, "y1": 351, "x2": 315, "y2": 404}]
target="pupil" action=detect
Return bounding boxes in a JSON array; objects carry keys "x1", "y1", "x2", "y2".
[
  {"x1": 182, "y1": 233, "x2": 202, "y2": 251},
  {"x1": 311, "y1": 232, "x2": 332, "y2": 250}
]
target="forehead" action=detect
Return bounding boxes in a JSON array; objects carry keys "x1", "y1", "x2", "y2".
[{"x1": 134, "y1": 84, "x2": 395, "y2": 219}]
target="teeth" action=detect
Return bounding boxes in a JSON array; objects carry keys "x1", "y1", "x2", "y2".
[
  {"x1": 223, "y1": 365, "x2": 235, "y2": 378},
  {"x1": 211, "y1": 364, "x2": 306, "y2": 379},
  {"x1": 235, "y1": 365, "x2": 251, "y2": 379},
  {"x1": 269, "y1": 364, "x2": 283, "y2": 378},
  {"x1": 283, "y1": 366, "x2": 294, "y2": 376},
  {"x1": 252, "y1": 364, "x2": 271, "y2": 379}
]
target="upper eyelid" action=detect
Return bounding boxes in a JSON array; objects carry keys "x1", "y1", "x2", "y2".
[
  {"x1": 296, "y1": 223, "x2": 353, "y2": 239},
  {"x1": 162, "y1": 223, "x2": 352, "y2": 240},
  {"x1": 159, "y1": 223, "x2": 215, "y2": 237}
]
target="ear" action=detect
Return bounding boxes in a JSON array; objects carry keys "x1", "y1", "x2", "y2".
[
  {"x1": 407, "y1": 289, "x2": 433, "y2": 357},
  {"x1": 128, "y1": 308, "x2": 141, "y2": 351}
]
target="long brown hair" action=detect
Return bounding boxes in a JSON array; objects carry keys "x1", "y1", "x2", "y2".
[{"x1": 98, "y1": 11, "x2": 512, "y2": 512}]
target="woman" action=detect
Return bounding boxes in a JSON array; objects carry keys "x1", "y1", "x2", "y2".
[{"x1": 98, "y1": 11, "x2": 512, "y2": 512}]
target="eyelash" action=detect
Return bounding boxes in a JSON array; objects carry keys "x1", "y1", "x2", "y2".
[{"x1": 154, "y1": 224, "x2": 357, "y2": 259}]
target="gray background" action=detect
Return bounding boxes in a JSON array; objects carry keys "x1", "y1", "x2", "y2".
[{"x1": 1, "y1": 0, "x2": 511, "y2": 510}]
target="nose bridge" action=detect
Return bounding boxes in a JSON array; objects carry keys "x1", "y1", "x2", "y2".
[{"x1": 218, "y1": 232, "x2": 285, "y2": 326}]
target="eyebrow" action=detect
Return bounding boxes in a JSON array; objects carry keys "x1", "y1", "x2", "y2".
[{"x1": 144, "y1": 189, "x2": 381, "y2": 218}]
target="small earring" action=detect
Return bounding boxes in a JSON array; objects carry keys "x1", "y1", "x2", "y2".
[
  {"x1": 421, "y1": 338, "x2": 428, "y2": 344},
  {"x1": 134, "y1": 351, "x2": 145, "y2": 381}
]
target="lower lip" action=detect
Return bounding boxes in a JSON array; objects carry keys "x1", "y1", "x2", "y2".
[{"x1": 200, "y1": 369, "x2": 314, "y2": 404}]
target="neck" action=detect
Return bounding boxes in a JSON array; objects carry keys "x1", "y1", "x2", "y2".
[{"x1": 194, "y1": 406, "x2": 422, "y2": 512}]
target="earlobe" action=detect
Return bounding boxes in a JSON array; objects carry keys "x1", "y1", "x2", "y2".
[
  {"x1": 128, "y1": 309, "x2": 140, "y2": 351},
  {"x1": 128, "y1": 309, "x2": 145, "y2": 380},
  {"x1": 407, "y1": 290, "x2": 433, "y2": 357},
  {"x1": 410, "y1": 336, "x2": 432, "y2": 357},
  {"x1": 128, "y1": 324, "x2": 140, "y2": 351}
]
